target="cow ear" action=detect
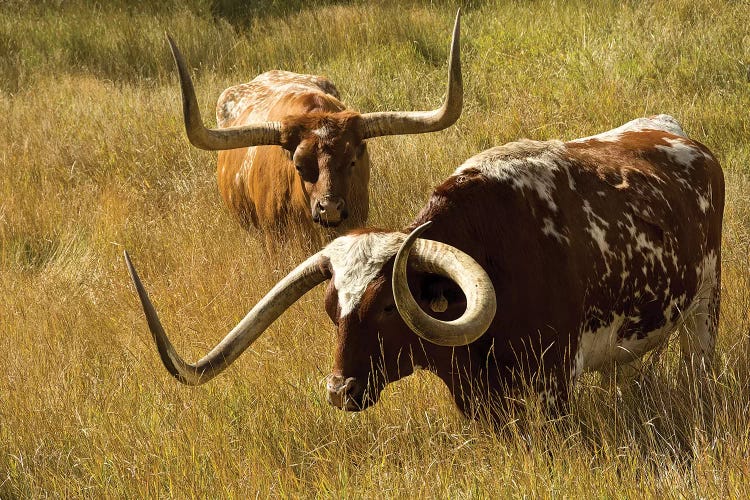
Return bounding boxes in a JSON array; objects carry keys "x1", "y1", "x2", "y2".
[
  {"x1": 281, "y1": 137, "x2": 300, "y2": 154},
  {"x1": 280, "y1": 125, "x2": 301, "y2": 153},
  {"x1": 419, "y1": 274, "x2": 467, "y2": 319}
]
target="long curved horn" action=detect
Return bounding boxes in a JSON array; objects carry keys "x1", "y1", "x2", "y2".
[
  {"x1": 392, "y1": 222, "x2": 496, "y2": 347},
  {"x1": 124, "y1": 250, "x2": 329, "y2": 385},
  {"x1": 167, "y1": 35, "x2": 282, "y2": 150},
  {"x1": 361, "y1": 10, "x2": 463, "y2": 139}
]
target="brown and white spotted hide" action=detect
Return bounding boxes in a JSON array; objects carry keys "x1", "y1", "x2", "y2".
[
  {"x1": 216, "y1": 71, "x2": 370, "y2": 237},
  {"x1": 321, "y1": 114, "x2": 723, "y2": 418}
]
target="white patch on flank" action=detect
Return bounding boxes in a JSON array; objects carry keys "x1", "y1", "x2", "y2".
[
  {"x1": 574, "y1": 251, "x2": 718, "y2": 379},
  {"x1": 577, "y1": 313, "x2": 675, "y2": 373},
  {"x1": 541, "y1": 217, "x2": 570, "y2": 244},
  {"x1": 697, "y1": 194, "x2": 710, "y2": 213},
  {"x1": 323, "y1": 232, "x2": 406, "y2": 317},
  {"x1": 570, "y1": 114, "x2": 687, "y2": 143},
  {"x1": 619, "y1": 268, "x2": 631, "y2": 288},
  {"x1": 583, "y1": 200, "x2": 610, "y2": 255},
  {"x1": 654, "y1": 137, "x2": 702, "y2": 167},
  {"x1": 634, "y1": 229, "x2": 667, "y2": 272},
  {"x1": 619, "y1": 212, "x2": 668, "y2": 274},
  {"x1": 695, "y1": 250, "x2": 719, "y2": 298}
]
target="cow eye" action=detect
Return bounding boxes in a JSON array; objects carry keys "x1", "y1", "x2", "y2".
[
  {"x1": 295, "y1": 165, "x2": 318, "y2": 183},
  {"x1": 383, "y1": 303, "x2": 396, "y2": 314}
]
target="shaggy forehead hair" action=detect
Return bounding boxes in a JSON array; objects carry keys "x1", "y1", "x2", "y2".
[{"x1": 323, "y1": 231, "x2": 407, "y2": 317}]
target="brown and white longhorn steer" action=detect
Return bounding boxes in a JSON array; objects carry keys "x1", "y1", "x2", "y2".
[
  {"x1": 168, "y1": 12, "x2": 462, "y2": 237},
  {"x1": 126, "y1": 114, "x2": 723, "y2": 422}
]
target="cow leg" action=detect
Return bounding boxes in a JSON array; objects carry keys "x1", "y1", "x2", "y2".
[
  {"x1": 679, "y1": 278, "x2": 719, "y2": 381},
  {"x1": 539, "y1": 378, "x2": 569, "y2": 415},
  {"x1": 678, "y1": 269, "x2": 719, "y2": 427},
  {"x1": 534, "y1": 363, "x2": 571, "y2": 417},
  {"x1": 600, "y1": 358, "x2": 643, "y2": 387}
]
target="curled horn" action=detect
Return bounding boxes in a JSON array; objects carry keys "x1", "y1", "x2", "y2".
[{"x1": 391, "y1": 222, "x2": 496, "y2": 347}]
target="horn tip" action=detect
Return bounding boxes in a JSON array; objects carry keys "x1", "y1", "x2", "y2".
[
  {"x1": 123, "y1": 250, "x2": 145, "y2": 292},
  {"x1": 123, "y1": 249, "x2": 134, "y2": 273},
  {"x1": 165, "y1": 33, "x2": 182, "y2": 61}
]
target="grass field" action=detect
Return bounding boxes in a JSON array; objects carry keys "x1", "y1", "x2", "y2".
[{"x1": 1, "y1": 0, "x2": 749, "y2": 496}]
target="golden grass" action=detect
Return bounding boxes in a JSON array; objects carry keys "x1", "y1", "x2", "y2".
[{"x1": 1, "y1": 0, "x2": 749, "y2": 496}]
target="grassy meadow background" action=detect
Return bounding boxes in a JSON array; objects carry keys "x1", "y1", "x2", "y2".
[{"x1": 1, "y1": 0, "x2": 749, "y2": 496}]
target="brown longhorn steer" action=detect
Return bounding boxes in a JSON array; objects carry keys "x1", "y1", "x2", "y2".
[
  {"x1": 126, "y1": 114, "x2": 723, "y2": 421},
  {"x1": 168, "y1": 12, "x2": 462, "y2": 237}
]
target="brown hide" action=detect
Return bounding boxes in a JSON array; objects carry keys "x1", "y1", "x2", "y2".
[
  {"x1": 216, "y1": 83, "x2": 371, "y2": 238},
  {"x1": 325, "y1": 124, "x2": 724, "y2": 420},
  {"x1": 129, "y1": 117, "x2": 723, "y2": 424}
]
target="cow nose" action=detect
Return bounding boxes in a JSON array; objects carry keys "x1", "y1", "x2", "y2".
[
  {"x1": 314, "y1": 196, "x2": 347, "y2": 225},
  {"x1": 326, "y1": 374, "x2": 361, "y2": 411}
]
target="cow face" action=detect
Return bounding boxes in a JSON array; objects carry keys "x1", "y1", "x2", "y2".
[
  {"x1": 282, "y1": 112, "x2": 368, "y2": 228},
  {"x1": 323, "y1": 257, "x2": 467, "y2": 411}
]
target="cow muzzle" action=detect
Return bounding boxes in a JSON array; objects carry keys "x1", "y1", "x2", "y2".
[
  {"x1": 312, "y1": 196, "x2": 347, "y2": 227},
  {"x1": 326, "y1": 374, "x2": 371, "y2": 411}
]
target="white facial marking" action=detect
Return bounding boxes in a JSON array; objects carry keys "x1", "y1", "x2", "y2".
[
  {"x1": 313, "y1": 126, "x2": 331, "y2": 139},
  {"x1": 323, "y1": 232, "x2": 406, "y2": 317}
]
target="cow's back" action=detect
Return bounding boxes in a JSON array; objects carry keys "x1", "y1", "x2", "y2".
[
  {"x1": 564, "y1": 122, "x2": 723, "y2": 370},
  {"x1": 216, "y1": 70, "x2": 342, "y2": 127},
  {"x1": 421, "y1": 115, "x2": 723, "y2": 378}
]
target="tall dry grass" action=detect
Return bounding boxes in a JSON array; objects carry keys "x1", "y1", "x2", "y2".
[{"x1": 1, "y1": 0, "x2": 749, "y2": 496}]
